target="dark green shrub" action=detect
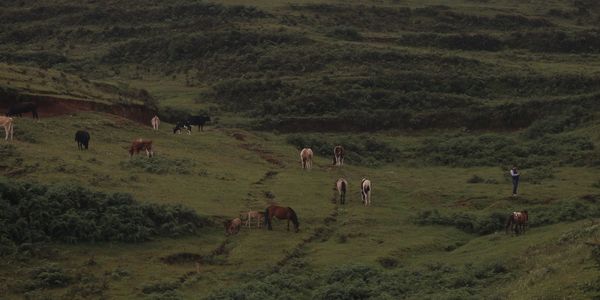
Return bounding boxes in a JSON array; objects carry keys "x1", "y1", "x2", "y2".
[
  {"x1": 327, "y1": 26, "x2": 362, "y2": 41},
  {"x1": 467, "y1": 175, "x2": 485, "y2": 183},
  {"x1": 120, "y1": 156, "x2": 194, "y2": 175},
  {"x1": 23, "y1": 264, "x2": 72, "y2": 291}
]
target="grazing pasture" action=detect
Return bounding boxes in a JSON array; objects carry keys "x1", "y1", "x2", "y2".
[
  {"x1": 1, "y1": 0, "x2": 600, "y2": 298},
  {"x1": 0, "y1": 113, "x2": 598, "y2": 299}
]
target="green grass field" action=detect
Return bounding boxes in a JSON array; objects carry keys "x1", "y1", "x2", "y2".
[
  {"x1": 1, "y1": 0, "x2": 600, "y2": 298},
  {"x1": 0, "y1": 113, "x2": 598, "y2": 299}
]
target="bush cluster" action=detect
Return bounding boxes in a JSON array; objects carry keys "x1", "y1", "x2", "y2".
[
  {"x1": 0, "y1": 180, "x2": 208, "y2": 255},
  {"x1": 120, "y1": 156, "x2": 194, "y2": 175}
]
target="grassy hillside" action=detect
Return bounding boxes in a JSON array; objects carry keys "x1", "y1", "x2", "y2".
[
  {"x1": 0, "y1": 113, "x2": 598, "y2": 299},
  {"x1": 1, "y1": 0, "x2": 600, "y2": 299}
]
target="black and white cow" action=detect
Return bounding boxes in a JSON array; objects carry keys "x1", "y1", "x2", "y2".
[{"x1": 173, "y1": 120, "x2": 192, "y2": 135}]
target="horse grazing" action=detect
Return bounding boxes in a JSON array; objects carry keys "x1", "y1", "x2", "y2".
[
  {"x1": 360, "y1": 178, "x2": 372, "y2": 206},
  {"x1": 7, "y1": 102, "x2": 38, "y2": 119},
  {"x1": 300, "y1": 148, "x2": 313, "y2": 170},
  {"x1": 129, "y1": 139, "x2": 154, "y2": 158},
  {"x1": 0, "y1": 116, "x2": 14, "y2": 141},
  {"x1": 335, "y1": 178, "x2": 348, "y2": 204},
  {"x1": 151, "y1": 115, "x2": 160, "y2": 131},
  {"x1": 173, "y1": 120, "x2": 191, "y2": 135},
  {"x1": 241, "y1": 211, "x2": 265, "y2": 228},
  {"x1": 224, "y1": 218, "x2": 242, "y2": 236},
  {"x1": 75, "y1": 130, "x2": 90, "y2": 150},
  {"x1": 333, "y1": 145, "x2": 344, "y2": 166},
  {"x1": 187, "y1": 116, "x2": 211, "y2": 131},
  {"x1": 264, "y1": 205, "x2": 299, "y2": 232},
  {"x1": 505, "y1": 210, "x2": 529, "y2": 235}
]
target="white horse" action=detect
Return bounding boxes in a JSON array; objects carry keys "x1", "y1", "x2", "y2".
[
  {"x1": 151, "y1": 115, "x2": 160, "y2": 131},
  {"x1": 360, "y1": 178, "x2": 372, "y2": 206},
  {"x1": 300, "y1": 148, "x2": 313, "y2": 170},
  {"x1": 242, "y1": 211, "x2": 264, "y2": 228},
  {"x1": 333, "y1": 145, "x2": 344, "y2": 166},
  {"x1": 335, "y1": 178, "x2": 348, "y2": 204},
  {"x1": 0, "y1": 116, "x2": 14, "y2": 141}
]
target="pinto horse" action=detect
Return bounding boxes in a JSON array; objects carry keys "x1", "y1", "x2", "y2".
[
  {"x1": 129, "y1": 139, "x2": 154, "y2": 158},
  {"x1": 360, "y1": 178, "x2": 372, "y2": 206},
  {"x1": 335, "y1": 178, "x2": 348, "y2": 204},
  {"x1": 300, "y1": 148, "x2": 313, "y2": 170},
  {"x1": 0, "y1": 116, "x2": 14, "y2": 141},
  {"x1": 333, "y1": 145, "x2": 344, "y2": 166},
  {"x1": 505, "y1": 210, "x2": 528, "y2": 235},
  {"x1": 151, "y1": 115, "x2": 160, "y2": 131},
  {"x1": 264, "y1": 205, "x2": 299, "y2": 232}
]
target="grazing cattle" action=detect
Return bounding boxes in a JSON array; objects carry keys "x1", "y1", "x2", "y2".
[
  {"x1": 335, "y1": 178, "x2": 348, "y2": 205},
  {"x1": 333, "y1": 145, "x2": 344, "y2": 166},
  {"x1": 75, "y1": 130, "x2": 90, "y2": 150},
  {"x1": 300, "y1": 148, "x2": 313, "y2": 170},
  {"x1": 505, "y1": 210, "x2": 529, "y2": 235},
  {"x1": 360, "y1": 178, "x2": 372, "y2": 206},
  {"x1": 264, "y1": 205, "x2": 299, "y2": 232},
  {"x1": 187, "y1": 116, "x2": 211, "y2": 131},
  {"x1": 224, "y1": 218, "x2": 242, "y2": 236},
  {"x1": 151, "y1": 115, "x2": 160, "y2": 131},
  {"x1": 241, "y1": 211, "x2": 265, "y2": 228},
  {"x1": 129, "y1": 139, "x2": 154, "y2": 158},
  {"x1": 173, "y1": 120, "x2": 191, "y2": 135},
  {"x1": 7, "y1": 102, "x2": 38, "y2": 119},
  {"x1": 0, "y1": 116, "x2": 14, "y2": 141}
]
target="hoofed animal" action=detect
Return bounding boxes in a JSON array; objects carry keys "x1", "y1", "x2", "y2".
[
  {"x1": 7, "y1": 102, "x2": 38, "y2": 119},
  {"x1": 151, "y1": 115, "x2": 160, "y2": 131},
  {"x1": 75, "y1": 130, "x2": 90, "y2": 150},
  {"x1": 335, "y1": 178, "x2": 348, "y2": 205},
  {"x1": 224, "y1": 218, "x2": 242, "y2": 236},
  {"x1": 0, "y1": 116, "x2": 14, "y2": 141},
  {"x1": 173, "y1": 120, "x2": 191, "y2": 135},
  {"x1": 129, "y1": 139, "x2": 154, "y2": 158},
  {"x1": 333, "y1": 145, "x2": 344, "y2": 166},
  {"x1": 505, "y1": 210, "x2": 529, "y2": 235},
  {"x1": 300, "y1": 148, "x2": 313, "y2": 170},
  {"x1": 242, "y1": 211, "x2": 265, "y2": 228},
  {"x1": 360, "y1": 178, "x2": 372, "y2": 206},
  {"x1": 187, "y1": 116, "x2": 211, "y2": 131},
  {"x1": 264, "y1": 205, "x2": 299, "y2": 232}
]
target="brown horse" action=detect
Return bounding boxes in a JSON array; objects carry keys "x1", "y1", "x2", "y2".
[
  {"x1": 224, "y1": 218, "x2": 242, "y2": 236},
  {"x1": 335, "y1": 178, "x2": 348, "y2": 204},
  {"x1": 0, "y1": 116, "x2": 14, "y2": 141},
  {"x1": 333, "y1": 145, "x2": 344, "y2": 166},
  {"x1": 129, "y1": 139, "x2": 154, "y2": 158},
  {"x1": 300, "y1": 148, "x2": 313, "y2": 170},
  {"x1": 264, "y1": 205, "x2": 299, "y2": 232},
  {"x1": 505, "y1": 210, "x2": 528, "y2": 235}
]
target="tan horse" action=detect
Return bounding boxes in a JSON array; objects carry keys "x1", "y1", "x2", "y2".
[
  {"x1": 360, "y1": 178, "x2": 372, "y2": 206},
  {"x1": 300, "y1": 148, "x2": 313, "y2": 170},
  {"x1": 242, "y1": 211, "x2": 265, "y2": 228},
  {"x1": 333, "y1": 145, "x2": 344, "y2": 166},
  {"x1": 335, "y1": 178, "x2": 348, "y2": 204},
  {"x1": 151, "y1": 115, "x2": 160, "y2": 131},
  {"x1": 0, "y1": 116, "x2": 14, "y2": 141},
  {"x1": 224, "y1": 218, "x2": 242, "y2": 236}
]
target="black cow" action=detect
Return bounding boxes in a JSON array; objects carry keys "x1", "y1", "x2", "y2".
[
  {"x1": 173, "y1": 120, "x2": 192, "y2": 134},
  {"x1": 7, "y1": 102, "x2": 38, "y2": 119},
  {"x1": 187, "y1": 116, "x2": 211, "y2": 131},
  {"x1": 75, "y1": 130, "x2": 90, "y2": 150}
]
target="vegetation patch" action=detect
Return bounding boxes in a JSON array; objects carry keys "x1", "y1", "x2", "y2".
[
  {"x1": 120, "y1": 156, "x2": 194, "y2": 175},
  {"x1": 0, "y1": 180, "x2": 208, "y2": 255}
]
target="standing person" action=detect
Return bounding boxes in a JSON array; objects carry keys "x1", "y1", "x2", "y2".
[{"x1": 510, "y1": 166, "x2": 520, "y2": 197}]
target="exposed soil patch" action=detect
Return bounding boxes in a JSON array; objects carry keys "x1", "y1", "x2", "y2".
[
  {"x1": 0, "y1": 94, "x2": 154, "y2": 124},
  {"x1": 240, "y1": 143, "x2": 285, "y2": 167}
]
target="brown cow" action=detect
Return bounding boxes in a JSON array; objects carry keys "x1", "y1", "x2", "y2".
[
  {"x1": 129, "y1": 139, "x2": 154, "y2": 158},
  {"x1": 0, "y1": 116, "x2": 14, "y2": 141}
]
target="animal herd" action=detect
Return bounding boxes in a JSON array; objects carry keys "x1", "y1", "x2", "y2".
[{"x1": 2, "y1": 102, "x2": 529, "y2": 237}]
